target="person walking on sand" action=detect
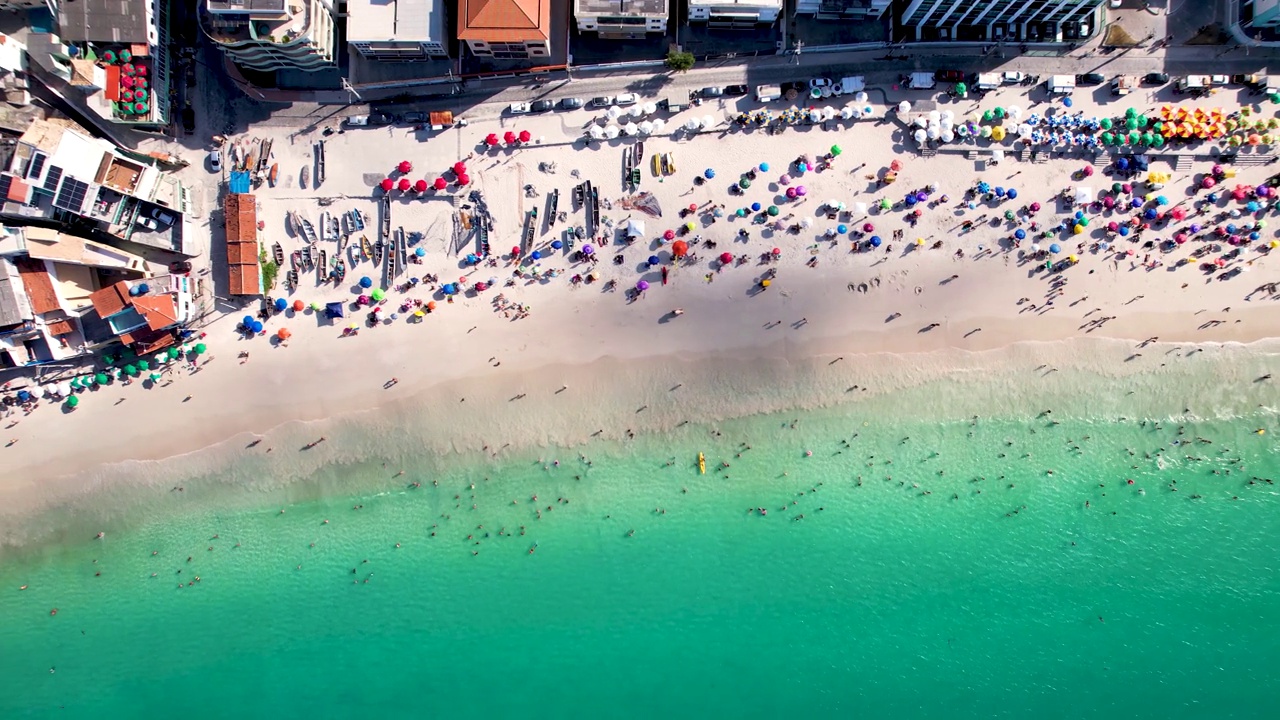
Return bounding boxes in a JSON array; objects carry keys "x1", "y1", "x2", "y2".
[{"x1": 385, "y1": 377, "x2": 398, "y2": 389}]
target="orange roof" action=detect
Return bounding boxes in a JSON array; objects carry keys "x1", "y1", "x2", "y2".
[
  {"x1": 46, "y1": 318, "x2": 75, "y2": 336},
  {"x1": 89, "y1": 280, "x2": 130, "y2": 318},
  {"x1": 130, "y1": 293, "x2": 178, "y2": 331},
  {"x1": 228, "y1": 264, "x2": 260, "y2": 296},
  {"x1": 6, "y1": 177, "x2": 29, "y2": 203},
  {"x1": 104, "y1": 65, "x2": 120, "y2": 102},
  {"x1": 14, "y1": 256, "x2": 61, "y2": 315},
  {"x1": 224, "y1": 193, "x2": 257, "y2": 244},
  {"x1": 226, "y1": 241, "x2": 256, "y2": 266},
  {"x1": 458, "y1": 0, "x2": 550, "y2": 43}
]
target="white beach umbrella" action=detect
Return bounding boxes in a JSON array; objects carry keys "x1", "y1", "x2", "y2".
[
  {"x1": 588, "y1": 125, "x2": 605, "y2": 139},
  {"x1": 928, "y1": 110, "x2": 941, "y2": 125},
  {"x1": 701, "y1": 115, "x2": 716, "y2": 130},
  {"x1": 913, "y1": 116, "x2": 927, "y2": 128},
  {"x1": 638, "y1": 120, "x2": 654, "y2": 135},
  {"x1": 822, "y1": 106, "x2": 836, "y2": 120},
  {"x1": 854, "y1": 91, "x2": 868, "y2": 103},
  {"x1": 897, "y1": 100, "x2": 911, "y2": 114},
  {"x1": 605, "y1": 124, "x2": 620, "y2": 139},
  {"x1": 968, "y1": 111, "x2": 983, "y2": 124},
  {"x1": 1018, "y1": 123, "x2": 1033, "y2": 137},
  {"x1": 840, "y1": 106, "x2": 855, "y2": 120},
  {"x1": 628, "y1": 105, "x2": 643, "y2": 118},
  {"x1": 652, "y1": 118, "x2": 666, "y2": 131},
  {"x1": 1008, "y1": 105, "x2": 1023, "y2": 120},
  {"x1": 801, "y1": 217, "x2": 814, "y2": 228},
  {"x1": 940, "y1": 129, "x2": 955, "y2": 143},
  {"x1": 913, "y1": 129, "x2": 927, "y2": 143},
  {"x1": 685, "y1": 118, "x2": 701, "y2": 131},
  {"x1": 942, "y1": 109, "x2": 955, "y2": 123},
  {"x1": 808, "y1": 110, "x2": 821, "y2": 123},
  {"x1": 820, "y1": 86, "x2": 833, "y2": 98},
  {"x1": 927, "y1": 126, "x2": 940, "y2": 140},
  {"x1": 622, "y1": 122, "x2": 639, "y2": 136},
  {"x1": 940, "y1": 118, "x2": 954, "y2": 131},
  {"x1": 642, "y1": 102, "x2": 657, "y2": 115},
  {"x1": 1031, "y1": 243, "x2": 1042, "y2": 252},
  {"x1": 606, "y1": 106, "x2": 622, "y2": 121}
]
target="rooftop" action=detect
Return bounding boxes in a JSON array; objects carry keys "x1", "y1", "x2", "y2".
[
  {"x1": 0, "y1": 257, "x2": 27, "y2": 327},
  {"x1": 58, "y1": 0, "x2": 152, "y2": 45},
  {"x1": 224, "y1": 193, "x2": 261, "y2": 296},
  {"x1": 202, "y1": 0, "x2": 309, "y2": 44},
  {"x1": 458, "y1": 0, "x2": 550, "y2": 42},
  {"x1": 575, "y1": 0, "x2": 667, "y2": 15},
  {"x1": 206, "y1": 0, "x2": 289, "y2": 12},
  {"x1": 347, "y1": 0, "x2": 445, "y2": 43},
  {"x1": 14, "y1": 255, "x2": 59, "y2": 315},
  {"x1": 89, "y1": 279, "x2": 129, "y2": 318}
]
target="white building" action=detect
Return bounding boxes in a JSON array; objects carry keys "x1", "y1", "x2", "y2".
[
  {"x1": 201, "y1": 0, "x2": 338, "y2": 73},
  {"x1": 795, "y1": 0, "x2": 890, "y2": 20},
  {"x1": 575, "y1": 0, "x2": 668, "y2": 39},
  {"x1": 347, "y1": 0, "x2": 448, "y2": 60},
  {"x1": 0, "y1": 120, "x2": 195, "y2": 257},
  {"x1": 898, "y1": 0, "x2": 1103, "y2": 41},
  {"x1": 687, "y1": 0, "x2": 782, "y2": 28}
]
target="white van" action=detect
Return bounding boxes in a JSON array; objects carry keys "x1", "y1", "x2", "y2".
[
  {"x1": 755, "y1": 84, "x2": 782, "y2": 102},
  {"x1": 345, "y1": 115, "x2": 370, "y2": 127}
]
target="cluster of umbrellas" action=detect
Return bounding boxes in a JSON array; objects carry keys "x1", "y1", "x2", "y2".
[
  {"x1": 484, "y1": 130, "x2": 533, "y2": 147},
  {"x1": 605, "y1": 103, "x2": 659, "y2": 122},
  {"x1": 590, "y1": 118, "x2": 667, "y2": 140},
  {"x1": 380, "y1": 160, "x2": 468, "y2": 194},
  {"x1": 680, "y1": 116, "x2": 718, "y2": 134},
  {"x1": 974, "y1": 181, "x2": 1019, "y2": 200}
]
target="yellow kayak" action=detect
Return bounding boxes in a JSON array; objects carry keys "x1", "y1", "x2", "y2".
[
  {"x1": 665, "y1": 151, "x2": 677, "y2": 175},
  {"x1": 698, "y1": 452, "x2": 705, "y2": 474},
  {"x1": 651, "y1": 153, "x2": 661, "y2": 177}
]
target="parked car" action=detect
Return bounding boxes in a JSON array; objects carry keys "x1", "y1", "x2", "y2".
[
  {"x1": 1144, "y1": 72, "x2": 1170, "y2": 85},
  {"x1": 614, "y1": 92, "x2": 638, "y2": 106},
  {"x1": 345, "y1": 115, "x2": 370, "y2": 127},
  {"x1": 808, "y1": 77, "x2": 832, "y2": 89},
  {"x1": 1000, "y1": 72, "x2": 1025, "y2": 85},
  {"x1": 508, "y1": 102, "x2": 532, "y2": 115},
  {"x1": 698, "y1": 86, "x2": 723, "y2": 98},
  {"x1": 134, "y1": 216, "x2": 159, "y2": 231},
  {"x1": 589, "y1": 96, "x2": 613, "y2": 108},
  {"x1": 181, "y1": 107, "x2": 195, "y2": 135},
  {"x1": 935, "y1": 69, "x2": 966, "y2": 83},
  {"x1": 208, "y1": 149, "x2": 221, "y2": 172},
  {"x1": 724, "y1": 84, "x2": 749, "y2": 96},
  {"x1": 403, "y1": 111, "x2": 426, "y2": 123},
  {"x1": 1076, "y1": 72, "x2": 1106, "y2": 85},
  {"x1": 150, "y1": 207, "x2": 178, "y2": 226},
  {"x1": 169, "y1": 260, "x2": 193, "y2": 274},
  {"x1": 530, "y1": 99, "x2": 554, "y2": 113},
  {"x1": 369, "y1": 112, "x2": 394, "y2": 125},
  {"x1": 559, "y1": 97, "x2": 584, "y2": 110}
]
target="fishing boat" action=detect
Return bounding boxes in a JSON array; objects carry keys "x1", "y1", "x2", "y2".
[
  {"x1": 286, "y1": 270, "x2": 297, "y2": 291},
  {"x1": 269, "y1": 163, "x2": 279, "y2": 187},
  {"x1": 360, "y1": 235, "x2": 372, "y2": 262},
  {"x1": 387, "y1": 236, "x2": 398, "y2": 279},
  {"x1": 651, "y1": 153, "x2": 661, "y2": 177},
  {"x1": 290, "y1": 250, "x2": 302, "y2": 273},
  {"x1": 300, "y1": 165, "x2": 310, "y2": 189},
  {"x1": 298, "y1": 216, "x2": 318, "y2": 245},
  {"x1": 317, "y1": 248, "x2": 327, "y2": 283},
  {"x1": 331, "y1": 257, "x2": 346, "y2": 284},
  {"x1": 698, "y1": 452, "x2": 706, "y2": 474},
  {"x1": 373, "y1": 238, "x2": 384, "y2": 267},
  {"x1": 301, "y1": 243, "x2": 313, "y2": 269},
  {"x1": 330, "y1": 213, "x2": 340, "y2": 240},
  {"x1": 245, "y1": 141, "x2": 260, "y2": 174},
  {"x1": 272, "y1": 241, "x2": 285, "y2": 267},
  {"x1": 395, "y1": 227, "x2": 407, "y2": 270},
  {"x1": 319, "y1": 211, "x2": 331, "y2": 241},
  {"x1": 353, "y1": 209, "x2": 365, "y2": 232}
]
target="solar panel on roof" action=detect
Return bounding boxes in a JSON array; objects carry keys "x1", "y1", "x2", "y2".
[
  {"x1": 27, "y1": 153, "x2": 46, "y2": 181},
  {"x1": 54, "y1": 177, "x2": 89, "y2": 213},
  {"x1": 41, "y1": 166, "x2": 63, "y2": 194},
  {"x1": 0, "y1": 175, "x2": 12, "y2": 202}
]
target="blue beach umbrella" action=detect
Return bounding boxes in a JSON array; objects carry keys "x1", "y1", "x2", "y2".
[
  {"x1": 242, "y1": 315, "x2": 254, "y2": 327},
  {"x1": 531, "y1": 250, "x2": 541, "y2": 260},
  {"x1": 1144, "y1": 208, "x2": 1157, "y2": 220},
  {"x1": 274, "y1": 298, "x2": 287, "y2": 311},
  {"x1": 1250, "y1": 231, "x2": 1261, "y2": 240},
  {"x1": 1227, "y1": 224, "x2": 1238, "y2": 234},
  {"x1": 551, "y1": 240, "x2": 563, "y2": 249},
  {"x1": 1064, "y1": 97, "x2": 1073, "y2": 107},
  {"x1": 977, "y1": 182, "x2": 991, "y2": 194},
  {"x1": 1155, "y1": 195, "x2": 1169, "y2": 206},
  {"x1": 1007, "y1": 188, "x2": 1018, "y2": 199},
  {"x1": 1049, "y1": 243, "x2": 1062, "y2": 254},
  {"x1": 837, "y1": 224, "x2": 848, "y2": 234},
  {"x1": 251, "y1": 320, "x2": 264, "y2": 333},
  {"x1": 415, "y1": 247, "x2": 426, "y2": 257},
  {"x1": 1130, "y1": 198, "x2": 1143, "y2": 209},
  {"x1": 704, "y1": 168, "x2": 715, "y2": 179},
  {"x1": 443, "y1": 283, "x2": 457, "y2": 295},
  {"x1": 995, "y1": 187, "x2": 1006, "y2": 197},
  {"x1": 870, "y1": 235, "x2": 882, "y2": 247},
  {"x1": 1014, "y1": 228, "x2": 1026, "y2": 239},
  {"x1": 359, "y1": 276, "x2": 372, "y2": 288},
  {"x1": 751, "y1": 202, "x2": 762, "y2": 212},
  {"x1": 759, "y1": 162, "x2": 770, "y2": 172},
  {"x1": 648, "y1": 255, "x2": 660, "y2": 266},
  {"x1": 905, "y1": 194, "x2": 918, "y2": 206},
  {"x1": 1247, "y1": 201, "x2": 1261, "y2": 212},
  {"x1": 1119, "y1": 226, "x2": 1130, "y2": 236}
]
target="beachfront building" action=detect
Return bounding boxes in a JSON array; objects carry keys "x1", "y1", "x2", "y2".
[
  {"x1": 0, "y1": 0, "x2": 57, "y2": 12},
  {"x1": 0, "y1": 224, "x2": 160, "y2": 367},
  {"x1": 795, "y1": 0, "x2": 890, "y2": 20},
  {"x1": 1251, "y1": 0, "x2": 1280, "y2": 27},
  {"x1": 574, "y1": 0, "x2": 668, "y2": 38},
  {"x1": 29, "y1": 0, "x2": 174, "y2": 129},
  {"x1": 0, "y1": 33, "x2": 32, "y2": 108},
  {"x1": 223, "y1": 193, "x2": 262, "y2": 297},
  {"x1": 457, "y1": 0, "x2": 552, "y2": 60},
  {"x1": 687, "y1": 0, "x2": 781, "y2": 27},
  {"x1": 200, "y1": 0, "x2": 339, "y2": 74},
  {"x1": 347, "y1": 0, "x2": 449, "y2": 60},
  {"x1": 896, "y1": 0, "x2": 1103, "y2": 42},
  {"x1": 86, "y1": 275, "x2": 191, "y2": 354},
  {"x1": 0, "y1": 119, "x2": 196, "y2": 258}
]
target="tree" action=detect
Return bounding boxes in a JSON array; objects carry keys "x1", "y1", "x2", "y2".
[{"x1": 665, "y1": 51, "x2": 695, "y2": 73}]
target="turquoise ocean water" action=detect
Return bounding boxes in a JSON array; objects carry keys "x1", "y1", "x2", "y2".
[{"x1": 2, "y1": 376, "x2": 1280, "y2": 718}]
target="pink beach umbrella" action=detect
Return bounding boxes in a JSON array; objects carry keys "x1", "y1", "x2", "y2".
[
  {"x1": 398, "y1": 160, "x2": 412, "y2": 174},
  {"x1": 786, "y1": 187, "x2": 797, "y2": 199},
  {"x1": 414, "y1": 179, "x2": 428, "y2": 192},
  {"x1": 518, "y1": 130, "x2": 532, "y2": 143},
  {"x1": 397, "y1": 178, "x2": 411, "y2": 192},
  {"x1": 433, "y1": 177, "x2": 448, "y2": 191},
  {"x1": 1170, "y1": 207, "x2": 1187, "y2": 221},
  {"x1": 795, "y1": 186, "x2": 807, "y2": 197},
  {"x1": 863, "y1": 223, "x2": 874, "y2": 232},
  {"x1": 779, "y1": 174, "x2": 791, "y2": 185},
  {"x1": 663, "y1": 229, "x2": 675, "y2": 240},
  {"x1": 380, "y1": 178, "x2": 394, "y2": 192}
]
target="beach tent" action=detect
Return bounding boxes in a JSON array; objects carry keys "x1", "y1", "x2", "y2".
[
  {"x1": 325, "y1": 302, "x2": 345, "y2": 319},
  {"x1": 1074, "y1": 187, "x2": 1092, "y2": 205},
  {"x1": 625, "y1": 219, "x2": 645, "y2": 239}
]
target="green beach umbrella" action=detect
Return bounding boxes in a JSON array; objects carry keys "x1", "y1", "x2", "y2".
[
  {"x1": 1137, "y1": 115, "x2": 1148, "y2": 128},
  {"x1": 149, "y1": 373, "x2": 162, "y2": 382},
  {"x1": 137, "y1": 360, "x2": 149, "y2": 371},
  {"x1": 167, "y1": 347, "x2": 180, "y2": 359},
  {"x1": 735, "y1": 208, "x2": 745, "y2": 217},
  {"x1": 1151, "y1": 134, "x2": 1165, "y2": 147},
  {"x1": 767, "y1": 205, "x2": 780, "y2": 216},
  {"x1": 878, "y1": 198, "x2": 890, "y2": 210},
  {"x1": 311, "y1": 301, "x2": 323, "y2": 311},
  {"x1": 104, "y1": 354, "x2": 116, "y2": 364},
  {"x1": 830, "y1": 145, "x2": 842, "y2": 156},
  {"x1": 1128, "y1": 130, "x2": 1141, "y2": 143},
  {"x1": 994, "y1": 107, "x2": 1006, "y2": 119},
  {"x1": 1125, "y1": 107, "x2": 1137, "y2": 119},
  {"x1": 371, "y1": 288, "x2": 386, "y2": 302},
  {"x1": 194, "y1": 343, "x2": 207, "y2": 355},
  {"x1": 738, "y1": 178, "x2": 750, "y2": 189},
  {"x1": 65, "y1": 395, "x2": 79, "y2": 408},
  {"x1": 1100, "y1": 118, "x2": 1113, "y2": 130},
  {"x1": 70, "y1": 377, "x2": 81, "y2": 390},
  {"x1": 1270, "y1": 93, "x2": 1280, "y2": 104},
  {"x1": 1142, "y1": 132, "x2": 1155, "y2": 145},
  {"x1": 1101, "y1": 132, "x2": 1115, "y2": 145},
  {"x1": 954, "y1": 82, "x2": 966, "y2": 95},
  {"x1": 1126, "y1": 117, "x2": 1139, "y2": 130},
  {"x1": 1112, "y1": 182, "x2": 1123, "y2": 193},
  {"x1": 95, "y1": 372, "x2": 109, "y2": 385},
  {"x1": 1078, "y1": 216, "x2": 1089, "y2": 227},
  {"x1": 123, "y1": 363, "x2": 138, "y2": 376},
  {"x1": 982, "y1": 110, "x2": 993, "y2": 123}
]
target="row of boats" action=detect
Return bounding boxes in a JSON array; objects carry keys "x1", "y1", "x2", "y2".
[{"x1": 281, "y1": 209, "x2": 409, "y2": 291}]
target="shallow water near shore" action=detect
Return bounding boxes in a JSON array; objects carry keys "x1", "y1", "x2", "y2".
[{"x1": 3, "y1": 373, "x2": 1280, "y2": 719}]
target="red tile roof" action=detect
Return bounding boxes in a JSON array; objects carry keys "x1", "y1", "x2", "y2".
[
  {"x1": 130, "y1": 293, "x2": 178, "y2": 331},
  {"x1": 6, "y1": 177, "x2": 29, "y2": 203},
  {"x1": 89, "y1": 280, "x2": 130, "y2": 318},
  {"x1": 14, "y1": 256, "x2": 61, "y2": 314},
  {"x1": 228, "y1": 264, "x2": 260, "y2": 297},
  {"x1": 224, "y1": 193, "x2": 261, "y2": 296},
  {"x1": 46, "y1": 318, "x2": 75, "y2": 336},
  {"x1": 458, "y1": 0, "x2": 550, "y2": 42}
]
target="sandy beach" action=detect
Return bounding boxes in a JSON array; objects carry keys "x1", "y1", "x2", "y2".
[{"x1": 3, "y1": 81, "x2": 1280, "y2": 538}]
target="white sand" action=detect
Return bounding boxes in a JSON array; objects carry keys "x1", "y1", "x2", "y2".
[{"x1": 3, "y1": 86, "x2": 1280, "y2": 533}]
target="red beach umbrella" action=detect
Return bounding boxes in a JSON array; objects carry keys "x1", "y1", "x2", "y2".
[
  {"x1": 518, "y1": 130, "x2": 532, "y2": 143},
  {"x1": 292, "y1": 300, "x2": 305, "y2": 312},
  {"x1": 414, "y1": 179, "x2": 428, "y2": 192},
  {"x1": 380, "y1": 178, "x2": 394, "y2": 192},
  {"x1": 663, "y1": 229, "x2": 675, "y2": 240},
  {"x1": 398, "y1": 160, "x2": 413, "y2": 174},
  {"x1": 456, "y1": 174, "x2": 470, "y2": 186},
  {"x1": 511, "y1": 246, "x2": 521, "y2": 257},
  {"x1": 671, "y1": 240, "x2": 688, "y2": 257},
  {"x1": 453, "y1": 161, "x2": 467, "y2": 175},
  {"x1": 397, "y1": 178, "x2": 411, "y2": 192},
  {"x1": 1170, "y1": 207, "x2": 1187, "y2": 221},
  {"x1": 485, "y1": 134, "x2": 499, "y2": 146},
  {"x1": 433, "y1": 177, "x2": 448, "y2": 190},
  {"x1": 503, "y1": 131, "x2": 517, "y2": 145},
  {"x1": 719, "y1": 252, "x2": 734, "y2": 264}
]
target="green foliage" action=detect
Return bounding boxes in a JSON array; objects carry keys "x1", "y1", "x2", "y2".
[
  {"x1": 665, "y1": 51, "x2": 695, "y2": 73},
  {"x1": 260, "y1": 248, "x2": 278, "y2": 290}
]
